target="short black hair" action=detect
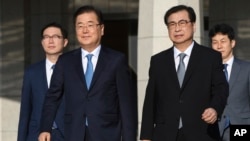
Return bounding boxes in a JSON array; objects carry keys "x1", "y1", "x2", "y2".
[
  {"x1": 73, "y1": 5, "x2": 104, "y2": 26},
  {"x1": 40, "y1": 22, "x2": 68, "y2": 39},
  {"x1": 209, "y1": 23, "x2": 235, "y2": 41},
  {"x1": 164, "y1": 5, "x2": 196, "y2": 25}
]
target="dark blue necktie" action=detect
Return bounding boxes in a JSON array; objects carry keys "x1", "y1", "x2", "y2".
[
  {"x1": 223, "y1": 64, "x2": 230, "y2": 129},
  {"x1": 51, "y1": 64, "x2": 55, "y2": 70},
  {"x1": 85, "y1": 54, "x2": 93, "y2": 90},
  {"x1": 223, "y1": 64, "x2": 228, "y2": 81}
]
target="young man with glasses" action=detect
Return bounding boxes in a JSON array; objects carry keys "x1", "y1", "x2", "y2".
[
  {"x1": 18, "y1": 22, "x2": 68, "y2": 141},
  {"x1": 140, "y1": 5, "x2": 228, "y2": 141},
  {"x1": 39, "y1": 5, "x2": 137, "y2": 141}
]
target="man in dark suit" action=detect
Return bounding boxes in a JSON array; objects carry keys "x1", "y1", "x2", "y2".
[
  {"x1": 140, "y1": 5, "x2": 228, "y2": 141},
  {"x1": 17, "y1": 22, "x2": 68, "y2": 141},
  {"x1": 209, "y1": 23, "x2": 250, "y2": 141},
  {"x1": 38, "y1": 5, "x2": 137, "y2": 141}
]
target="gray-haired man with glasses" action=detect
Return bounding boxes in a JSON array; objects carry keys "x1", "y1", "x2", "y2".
[
  {"x1": 140, "y1": 5, "x2": 228, "y2": 141},
  {"x1": 39, "y1": 5, "x2": 137, "y2": 141}
]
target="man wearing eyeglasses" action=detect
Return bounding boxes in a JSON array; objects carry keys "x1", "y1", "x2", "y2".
[
  {"x1": 140, "y1": 5, "x2": 228, "y2": 141},
  {"x1": 39, "y1": 5, "x2": 137, "y2": 141},
  {"x1": 17, "y1": 22, "x2": 68, "y2": 141}
]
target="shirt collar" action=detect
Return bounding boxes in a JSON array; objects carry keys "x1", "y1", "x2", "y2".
[
  {"x1": 174, "y1": 41, "x2": 194, "y2": 59},
  {"x1": 224, "y1": 56, "x2": 234, "y2": 67},
  {"x1": 46, "y1": 58, "x2": 54, "y2": 69},
  {"x1": 81, "y1": 45, "x2": 101, "y2": 58}
]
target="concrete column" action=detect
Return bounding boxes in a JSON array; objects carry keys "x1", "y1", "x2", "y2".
[
  {"x1": 0, "y1": 0, "x2": 25, "y2": 140},
  {"x1": 0, "y1": 0, "x2": 71, "y2": 140},
  {"x1": 137, "y1": 0, "x2": 203, "y2": 137}
]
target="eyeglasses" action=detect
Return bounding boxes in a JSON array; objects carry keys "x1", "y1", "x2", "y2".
[
  {"x1": 167, "y1": 20, "x2": 191, "y2": 30},
  {"x1": 76, "y1": 23, "x2": 101, "y2": 31},
  {"x1": 43, "y1": 35, "x2": 63, "y2": 40}
]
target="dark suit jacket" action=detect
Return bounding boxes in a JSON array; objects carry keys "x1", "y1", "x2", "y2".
[
  {"x1": 40, "y1": 46, "x2": 137, "y2": 141},
  {"x1": 140, "y1": 42, "x2": 228, "y2": 141},
  {"x1": 18, "y1": 60, "x2": 64, "y2": 141}
]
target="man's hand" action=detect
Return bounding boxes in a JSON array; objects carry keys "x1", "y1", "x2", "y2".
[
  {"x1": 201, "y1": 108, "x2": 217, "y2": 124},
  {"x1": 38, "y1": 132, "x2": 51, "y2": 141}
]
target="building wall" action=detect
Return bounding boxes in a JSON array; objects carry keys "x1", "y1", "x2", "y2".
[
  {"x1": 0, "y1": 0, "x2": 24, "y2": 140},
  {"x1": 209, "y1": 0, "x2": 250, "y2": 61}
]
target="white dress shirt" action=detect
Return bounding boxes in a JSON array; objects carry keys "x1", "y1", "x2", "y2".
[
  {"x1": 46, "y1": 59, "x2": 55, "y2": 87},
  {"x1": 224, "y1": 56, "x2": 234, "y2": 81},
  {"x1": 174, "y1": 41, "x2": 194, "y2": 71},
  {"x1": 81, "y1": 45, "x2": 101, "y2": 74}
]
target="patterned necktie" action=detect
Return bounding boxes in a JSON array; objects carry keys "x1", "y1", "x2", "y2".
[
  {"x1": 223, "y1": 64, "x2": 228, "y2": 81},
  {"x1": 177, "y1": 53, "x2": 186, "y2": 87},
  {"x1": 85, "y1": 54, "x2": 93, "y2": 90},
  {"x1": 223, "y1": 64, "x2": 230, "y2": 129}
]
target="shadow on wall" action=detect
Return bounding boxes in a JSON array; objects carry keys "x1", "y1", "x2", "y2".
[
  {"x1": 235, "y1": 20, "x2": 250, "y2": 61},
  {"x1": 0, "y1": 19, "x2": 25, "y2": 102}
]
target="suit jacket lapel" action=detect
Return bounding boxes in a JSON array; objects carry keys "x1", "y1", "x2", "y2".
[
  {"x1": 166, "y1": 48, "x2": 181, "y2": 89},
  {"x1": 229, "y1": 58, "x2": 240, "y2": 91},
  {"x1": 167, "y1": 45, "x2": 199, "y2": 90},
  {"x1": 72, "y1": 47, "x2": 108, "y2": 91},
  {"x1": 89, "y1": 47, "x2": 107, "y2": 90},
  {"x1": 73, "y1": 48, "x2": 88, "y2": 90},
  {"x1": 41, "y1": 60, "x2": 49, "y2": 90},
  {"x1": 181, "y1": 43, "x2": 200, "y2": 89}
]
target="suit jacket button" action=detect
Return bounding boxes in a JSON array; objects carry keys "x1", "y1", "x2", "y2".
[{"x1": 179, "y1": 99, "x2": 183, "y2": 103}]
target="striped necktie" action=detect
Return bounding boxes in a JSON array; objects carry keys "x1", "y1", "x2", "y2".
[{"x1": 223, "y1": 64, "x2": 228, "y2": 81}]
